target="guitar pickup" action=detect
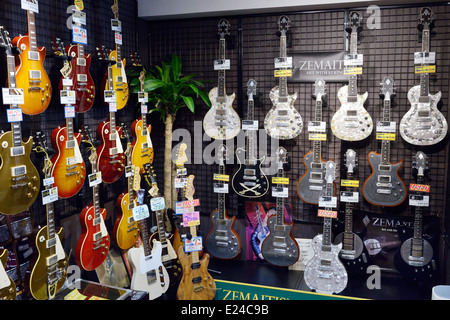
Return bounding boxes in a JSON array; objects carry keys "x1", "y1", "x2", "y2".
[
  {"x1": 310, "y1": 172, "x2": 322, "y2": 179},
  {"x1": 216, "y1": 109, "x2": 226, "y2": 116},
  {"x1": 309, "y1": 179, "x2": 323, "y2": 184},
  {"x1": 215, "y1": 236, "x2": 229, "y2": 242},
  {"x1": 109, "y1": 147, "x2": 118, "y2": 155},
  {"x1": 116, "y1": 62, "x2": 122, "y2": 69},
  {"x1": 46, "y1": 237, "x2": 57, "y2": 248},
  {"x1": 416, "y1": 117, "x2": 431, "y2": 123},
  {"x1": 243, "y1": 182, "x2": 256, "y2": 187},
  {"x1": 216, "y1": 241, "x2": 229, "y2": 247},
  {"x1": 93, "y1": 217, "x2": 101, "y2": 226},
  {"x1": 215, "y1": 116, "x2": 227, "y2": 120},
  {"x1": 66, "y1": 140, "x2": 75, "y2": 149},
  {"x1": 46, "y1": 254, "x2": 58, "y2": 267},
  {"x1": 243, "y1": 175, "x2": 257, "y2": 180},
  {"x1": 276, "y1": 116, "x2": 290, "y2": 121},
  {"x1": 309, "y1": 186, "x2": 323, "y2": 191},
  {"x1": 344, "y1": 121, "x2": 358, "y2": 128},
  {"x1": 109, "y1": 133, "x2": 117, "y2": 141},
  {"x1": 28, "y1": 51, "x2": 39, "y2": 61},
  {"x1": 142, "y1": 142, "x2": 149, "y2": 149},
  {"x1": 77, "y1": 74, "x2": 87, "y2": 82},
  {"x1": 376, "y1": 182, "x2": 392, "y2": 188},
  {"x1": 341, "y1": 249, "x2": 356, "y2": 259},
  {"x1": 416, "y1": 125, "x2": 432, "y2": 130},
  {"x1": 377, "y1": 175, "x2": 391, "y2": 182},
  {"x1": 376, "y1": 189, "x2": 392, "y2": 194},
  {"x1": 276, "y1": 122, "x2": 290, "y2": 127},
  {"x1": 77, "y1": 58, "x2": 86, "y2": 66},
  {"x1": 93, "y1": 231, "x2": 102, "y2": 241},
  {"x1": 66, "y1": 157, "x2": 78, "y2": 166},
  {"x1": 274, "y1": 248, "x2": 286, "y2": 254},
  {"x1": 418, "y1": 110, "x2": 430, "y2": 117},
  {"x1": 244, "y1": 169, "x2": 256, "y2": 175},
  {"x1": 11, "y1": 165, "x2": 26, "y2": 177},
  {"x1": 311, "y1": 163, "x2": 323, "y2": 169},
  {"x1": 116, "y1": 76, "x2": 123, "y2": 83},
  {"x1": 216, "y1": 97, "x2": 226, "y2": 103},
  {"x1": 378, "y1": 165, "x2": 391, "y2": 172},
  {"x1": 214, "y1": 121, "x2": 227, "y2": 127},
  {"x1": 277, "y1": 110, "x2": 288, "y2": 116},
  {"x1": 128, "y1": 216, "x2": 135, "y2": 224},
  {"x1": 29, "y1": 70, "x2": 41, "y2": 79},
  {"x1": 10, "y1": 146, "x2": 25, "y2": 157},
  {"x1": 274, "y1": 237, "x2": 287, "y2": 247}
]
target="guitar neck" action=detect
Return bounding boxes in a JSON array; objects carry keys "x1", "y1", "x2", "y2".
[
  {"x1": 275, "y1": 168, "x2": 285, "y2": 226},
  {"x1": 380, "y1": 98, "x2": 391, "y2": 165},
  {"x1": 312, "y1": 99, "x2": 323, "y2": 163},
  {"x1": 246, "y1": 98, "x2": 257, "y2": 163},
  {"x1": 6, "y1": 55, "x2": 23, "y2": 147},
  {"x1": 217, "y1": 164, "x2": 226, "y2": 220},
  {"x1": 412, "y1": 175, "x2": 425, "y2": 255},
  {"x1": 77, "y1": 43, "x2": 85, "y2": 59},
  {"x1": 322, "y1": 182, "x2": 334, "y2": 249},
  {"x1": 217, "y1": 38, "x2": 226, "y2": 99},
  {"x1": 140, "y1": 81, "x2": 148, "y2": 135},
  {"x1": 419, "y1": 28, "x2": 430, "y2": 103},
  {"x1": 343, "y1": 171, "x2": 356, "y2": 249},
  {"x1": 278, "y1": 35, "x2": 288, "y2": 100},
  {"x1": 347, "y1": 31, "x2": 359, "y2": 101},
  {"x1": 46, "y1": 195, "x2": 56, "y2": 241},
  {"x1": 140, "y1": 216, "x2": 153, "y2": 257},
  {"x1": 27, "y1": 10, "x2": 38, "y2": 52}
]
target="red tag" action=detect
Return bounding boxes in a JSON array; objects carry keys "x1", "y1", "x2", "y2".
[
  {"x1": 318, "y1": 209, "x2": 338, "y2": 218},
  {"x1": 409, "y1": 183, "x2": 430, "y2": 193}
]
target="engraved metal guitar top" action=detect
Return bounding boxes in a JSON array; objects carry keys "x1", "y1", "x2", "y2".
[
  {"x1": 203, "y1": 19, "x2": 240, "y2": 140},
  {"x1": 330, "y1": 11, "x2": 373, "y2": 141},
  {"x1": 399, "y1": 7, "x2": 447, "y2": 146},
  {"x1": 264, "y1": 16, "x2": 303, "y2": 140}
]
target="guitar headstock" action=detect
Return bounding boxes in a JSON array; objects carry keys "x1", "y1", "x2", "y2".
[
  {"x1": 131, "y1": 52, "x2": 142, "y2": 67},
  {"x1": 344, "y1": 149, "x2": 357, "y2": 174},
  {"x1": 276, "y1": 147, "x2": 288, "y2": 170},
  {"x1": 120, "y1": 122, "x2": 132, "y2": 157},
  {"x1": 325, "y1": 161, "x2": 336, "y2": 184},
  {"x1": 0, "y1": 26, "x2": 13, "y2": 56},
  {"x1": 184, "y1": 175, "x2": 195, "y2": 200},
  {"x1": 380, "y1": 76, "x2": 395, "y2": 100},
  {"x1": 247, "y1": 79, "x2": 257, "y2": 100},
  {"x1": 96, "y1": 45, "x2": 111, "y2": 61},
  {"x1": 34, "y1": 131, "x2": 52, "y2": 178},
  {"x1": 175, "y1": 143, "x2": 188, "y2": 168},
  {"x1": 346, "y1": 11, "x2": 362, "y2": 34},
  {"x1": 218, "y1": 19, "x2": 230, "y2": 39},
  {"x1": 52, "y1": 37, "x2": 67, "y2": 58},
  {"x1": 419, "y1": 7, "x2": 434, "y2": 31},
  {"x1": 82, "y1": 125, "x2": 94, "y2": 146},
  {"x1": 111, "y1": 0, "x2": 119, "y2": 19},
  {"x1": 278, "y1": 15, "x2": 291, "y2": 37},
  {"x1": 217, "y1": 144, "x2": 228, "y2": 165},
  {"x1": 313, "y1": 78, "x2": 326, "y2": 101},
  {"x1": 412, "y1": 151, "x2": 429, "y2": 178}
]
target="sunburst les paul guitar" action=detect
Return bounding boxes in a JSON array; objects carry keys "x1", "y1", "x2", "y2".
[{"x1": 0, "y1": 27, "x2": 40, "y2": 215}]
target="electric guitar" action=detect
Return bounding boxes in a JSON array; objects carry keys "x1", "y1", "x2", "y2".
[
  {"x1": 399, "y1": 7, "x2": 447, "y2": 146},
  {"x1": 363, "y1": 77, "x2": 406, "y2": 207},
  {"x1": 12, "y1": 7, "x2": 51, "y2": 115},
  {"x1": 333, "y1": 149, "x2": 369, "y2": 274},
  {"x1": 0, "y1": 249, "x2": 16, "y2": 300},
  {"x1": 59, "y1": 4, "x2": 95, "y2": 113},
  {"x1": 330, "y1": 11, "x2": 373, "y2": 141},
  {"x1": 394, "y1": 151, "x2": 437, "y2": 280},
  {"x1": 205, "y1": 144, "x2": 241, "y2": 259},
  {"x1": 203, "y1": 19, "x2": 240, "y2": 140},
  {"x1": 75, "y1": 143, "x2": 110, "y2": 271},
  {"x1": 128, "y1": 182, "x2": 169, "y2": 300},
  {"x1": 264, "y1": 15, "x2": 303, "y2": 140},
  {"x1": 146, "y1": 164, "x2": 183, "y2": 287},
  {"x1": 29, "y1": 135, "x2": 68, "y2": 300},
  {"x1": 131, "y1": 70, "x2": 154, "y2": 173},
  {"x1": 176, "y1": 175, "x2": 216, "y2": 300},
  {"x1": 304, "y1": 161, "x2": 348, "y2": 295},
  {"x1": 261, "y1": 147, "x2": 299, "y2": 267},
  {"x1": 0, "y1": 27, "x2": 40, "y2": 215},
  {"x1": 231, "y1": 79, "x2": 268, "y2": 198},
  {"x1": 96, "y1": 57, "x2": 125, "y2": 184},
  {"x1": 297, "y1": 79, "x2": 335, "y2": 204},
  {"x1": 112, "y1": 125, "x2": 140, "y2": 250},
  {"x1": 104, "y1": 0, "x2": 129, "y2": 110}
]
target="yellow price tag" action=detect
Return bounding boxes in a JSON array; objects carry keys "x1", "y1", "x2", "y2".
[
  {"x1": 308, "y1": 133, "x2": 327, "y2": 141},
  {"x1": 415, "y1": 65, "x2": 436, "y2": 74},
  {"x1": 274, "y1": 70, "x2": 292, "y2": 77},
  {"x1": 213, "y1": 173, "x2": 229, "y2": 182},
  {"x1": 74, "y1": 0, "x2": 84, "y2": 10},
  {"x1": 341, "y1": 179, "x2": 359, "y2": 187},
  {"x1": 376, "y1": 133, "x2": 396, "y2": 141},
  {"x1": 344, "y1": 67, "x2": 362, "y2": 75},
  {"x1": 272, "y1": 177, "x2": 289, "y2": 184}
]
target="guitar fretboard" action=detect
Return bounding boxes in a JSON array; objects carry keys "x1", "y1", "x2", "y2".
[
  {"x1": 419, "y1": 28, "x2": 430, "y2": 103},
  {"x1": 245, "y1": 97, "x2": 257, "y2": 164},
  {"x1": 380, "y1": 99, "x2": 391, "y2": 166},
  {"x1": 217, "y1": 38, "x2": 226, "y2": 100},
  {"x1": 275, "y1": 168, "x2": 285, "y2": 226},
  {"x1": 343, "y1": 170, "x2": 356, "y2": 251},
  {"x1": 217, "y1": 163, "x2": 226, "y2": 221},
  {"x1": 27, "y1": 11, "x2": 38, "y2": 53},
  {"x1": 321, "y1": 179, "x2": 334, "y2": 250},
  {"x1": 347, "y1": 30, "x2": 359, "y2": 101},
  {"x1": 312, "y1": 98, "x2": 323, "y2": 163},
  {"x1": 411, "y1": 174, "x2": 425, "y2": 257},
  {"x1": 278, "y1": 35, "x2": 288, "y2": 102},
  {"x1": 6, "y1": 55, "x2": 23, "y2": 148}
]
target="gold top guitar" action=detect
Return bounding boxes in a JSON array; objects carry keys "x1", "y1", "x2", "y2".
[
  {"x1": 12, "y1": 7, "x2": 51, "y2": 115},
  {"x1": 0, "y1": 27, "x2": 40, "y2": 215}
]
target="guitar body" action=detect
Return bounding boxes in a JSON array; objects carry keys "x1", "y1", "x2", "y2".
[
  {"x1": 131, "y1": 118, "x2": 154, "y2": 172},
  {"x1": 330, "y1": 86, "x2": 372, "y2": 141},
  {"x1": 96, "y1": 121, "x2": 125, "y2": 184},
  {"x1": 105, "y1": 51, "x2": 128, "y2": 110},
  {"x1": 29, "y1": 226, "x2": 68, "y2": 300},
  {"x1": 333, "y1": 232, "x2": 369, "y2": 274},
  {"x1": 0, "y1": 131, "x2": 40, "y2": 215},
  {"x1": 264, "y1": 87, "x2": 303, "y2": 140},
  {"x1": 113, "y1": 192, "x2": 140, "y2": 250},
  {"x1": 50, "y1": 126, "x2": 86, "y2": 199},
  {"x1": 128, "y1": 240, "x2": 170, "y2": 299},
  {"x1": 297, "y1": 152, "x2": 335, "y2": 204},
  {"x1": 304, "y1": 234, "x2": 348, "y2": 294},
  {"x1": 203, "y1": 88, "x2": 240, "y2": 140},
  {"x1": 60, "y1": 45, "x2": 95, "y2": 113},
  {"x1": 231, "y1": 148, "x2": 268, "y2": 198},
  {"x1": 0, "y1": 249, "x2": 16, "y2": 300},
  {"x1": 75, "y1": 205, "x2": 110, "y2": 271},
  {"x1": 205, "y1": 209, "x2": 241, "y2": 259},
  {"x1": 399, "y1": 85, "x2": 447, "y2": 146},
  {"x1": 394, "y1": 238, "x2": 435, "y2": 281},
  {"x1": 176, "y1": 246, "x2": 216, "y2": 300},
  {"x1": 362, "y1": 151, "x2": 406, "y2": 207},
  {"x1": 260, "y1": 216, "x2": 299, "y2": 266},
  {"x1": 12, "y1": 34, "x2": 51, "y2": 115}
]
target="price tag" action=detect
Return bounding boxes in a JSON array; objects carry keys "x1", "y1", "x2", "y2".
[
  {"x1": 274, "y1": 57, "x2": 292, "y2": 69},
  {"x1": 150, "y1": 197, "x2": 165, "y2": 211},
  {"x1": 409, "y1": 183, "x2": 430, "y2": 193},
  {"x1": 409, "y1": 195, "x2": 429, "y2": 207},
  {"x1": 319, "y1": 196, "x2": 337, "y2": 208},
  {"x1": 274, "y1": 69, "x2": 292, "y2": 77},
  {"x1": 21, "y1": 0, "x2": 39, "y2": 13},
  {"x1": 62, "y1": 78, "x2": 73, "y2": 87},
  {"x1": 183, "y1": 211, "x2": 200, "y2": 227},
  {"x1": 175, "y1": 199, "x2": 200, "y2": 214},
  {"x1": 60, "y1": 90, "x2": 76, "y2": 104},
  {"x1": 72, "y1": 9, "x2": 86, "y2": 25},
  {"x1": 341, "y1": 179, "x2": 359, "y2": 187},
  {"x1": 376, "y1": 121, "x2": 396, "y2": 133},
  {"x1": 115, "y1": 32, "x2": 122, "y2": 45},
  {"x1": 415, "y1": 65, "x2": 435, "y2": 74},
  {"x1": 141, "y1": 104, "x2": 148, "y2": 114},
  {"x1": 42, "y1": 187, "x2": 58, "y2": 205},
  {"x1": 125, "y1": 165, "x2": 135, "y2": 178},
  {"x1": 344, "y1": 54, "x2": 363, "y2": 66},
  {"x1": 309, "y1": 133, "x2": 327, "y2": 141},
  {"x1": 43, "y1": 177, "x2": 54, "y2": 187},
  {"x1": 213, "y1": 183, "x2": 229, "y2": 193},
  {"x1": 340, "y1": 191, "x2": 359, "y2": 203},
  {"x1": 104, "y1": 90, "x2": 116, "y2": 103},
  {"x1": 272, "y1": 186, "x2": 288, "y2": 198},
  {"x1": 2, "y1": 88, "x2": 25, "y2": 105},
  {"x1": 177, "y1": 168, "x2": 187, "y2": 176},
  {"x1": 307, "y1": 121, "x2": 326, "y2": 133},
  {"x1": 132, "y1": 204, "x2": 150, "y2": 221},
  {"x1": 414, "y1": 52, "x2": 435, "y2": 64},
  {"x1": 175, "y1": 177, "x2": 187, "y2": 188},
  {"x1": 213, "y1": 174, "x2": 229, "y2": 182},
  {"x1": 111, "y1": 19, "x2": 122, "y2": 32},
  {"x1": 72, "y1": 26, "x2": 88, "y2": 45},
  {"x1": 64, "y1": 106, "x2": 75, "y2": 118},
  {"x1": 7, "y1": 109, "x2": 23, "y2": 123},
  {"x1": 138, "y1": 92, "x2": 148, "y2": 103},
  {"x1": 317, "y1": 209, "x2": 338, "y2": 218},
  {"x1": 214, "y1": 59, "x2": 230, "y2": 70},
  {"x1": 185, "y1": 236, "x2": 203, "y2": 253},
  {"x1": 241, "y1": 120, "x2": 259, "y2": 131},
  {"x1": 272, "y1": 177, "x2": 289, "y2": 185},
  {"x1": 74, "y1": 0, "x2": 84, "y2": 11},
  {"x1": 376, "y1": 133, "x2": 396, "y2": 141},
  {"x1": 60, "y1": 62, "x2": 71, "y2": 78},
  {"x1": 109, "y1": 102, "x2": 117, "y2": 112},
  {"x1": 344, "y1": 67, "x2": 362, "y2": 75},
  {"x1": 88, "y1": 172, "x2": 102, "y2": 187}
]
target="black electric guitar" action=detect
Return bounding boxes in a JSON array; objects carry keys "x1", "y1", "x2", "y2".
[
  {"x1": 333, "y1": 149, "x2": 369, "y2": 274},
  {"x1": 394, "y1": 151, "x2": 438, "y2": 281},
  {"x1": 260, "y1": 147, "x2": 299, "y2": 267},
  {"x1": 205, "y1": 144, "x2": 241, "y2": 259},
  {"x1": 231, "y1": 79, "x2": 268, "y2": 198}
]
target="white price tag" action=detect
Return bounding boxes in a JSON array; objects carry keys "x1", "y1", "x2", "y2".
[
  {"x1": 62, "y1": 78, "x2": 73, "y2": 87},
  {"x1": 132, "y1": 204, "x2": 150, "y2": 221},
  {"x1": 109, "y1": 102, "x2": 117, "y2": 112},
  {"x1": 115, "y1": 32, "x2": 122, "y2": 45},
  {"x1": 138, "y1": 92, "x2": 148, "y2": 103},
  {"x1": 344, "y1": 54, "x2": 363, "y2": 66},
  {"x1": 72, "y1": 26, "x2": 88, "y2": 45},
  {"x1": 21, "y1": 0, "x2": 39, "y2": 13},
  {"x1": 150, "y1": 197, "x2": 165, "y2": 211},
  {"x1": 43, "y1": 177, "x2": 54, "y2": 187},
  {"x1": 409, "y1": 195, "x2": 429, "y2": 207},
  {"x1": 111, "y1": 19, "x2": 122, "y2": 32},
  {"x1": 214, "y1": 59, "x2": 230, "y2": 70},
  {"x1": 185, "y1": 236, "x2": 203, "y2": 253},
  {"x1": 72, "y1": 9, "x2": 86, "y2": 25},
  {"x1": 272, "y1": 187, "x2": 289, "y2": 198},
  {"x1": 183, "y1": 211, "x2": 200, "y2": 227},
  {"x1": 376, "y1": 121, "x2": 396, "y2": 133},
  {"x1": 414, "y1": 52, "x2": 435, "y2": 64},
  {"x1": 2, "y1": 88, "x2": 25, "y2": 105},
  {"x1": 88, "y1": 172, "x2": 102, "y2": 187},
  {"x1": 241, "y1": 120, "x2": 259, "y2": 131},
  {"x1": 340, "y1": 191, "x2": 359, "y2": 203},
  {"x1": 6, "y1": 108, "x2": 23, "y2": 123},
  {"x1": 319, "y1": 196, "x2": 337, "y2": 208},
  {"x1": 64, "y1": 106, "x2": 75, "y2": 118},
  {"x1": 274, "y1": 57, "x2": 292, "y2": 69},
  {"x1": 307, "y1": 121, "x2": 326, "y2": 133},
  {"x1": 104, "y1": 90, "x2": 116, "y2": 103},
  {"x1": 141, "y1": 104, "x2": 148, "y2": 114},
  {"x1": 175, "y1": 177, "x2": 187, "y2": 188},
  {"x1": 42, "y1": 187, "x2": 58, "y2": 205},
  {"x1": 60, "y1": 90, "x2": 76, "y2": 104},
  {"x1": 213, "y1": 183, "x2": 229, "y2": 194}
]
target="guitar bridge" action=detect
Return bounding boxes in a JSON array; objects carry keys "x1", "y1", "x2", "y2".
[{"x1": 10, "y1": 146, "x2": 25, "y2": 157}]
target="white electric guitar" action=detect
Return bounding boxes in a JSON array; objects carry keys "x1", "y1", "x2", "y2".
[
  {"x1": 399, "y1": 7, "x2": 447, "y2": 146},
  {"x1": 330, "y1": 11, "x2": 373, "y2": 141}
]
